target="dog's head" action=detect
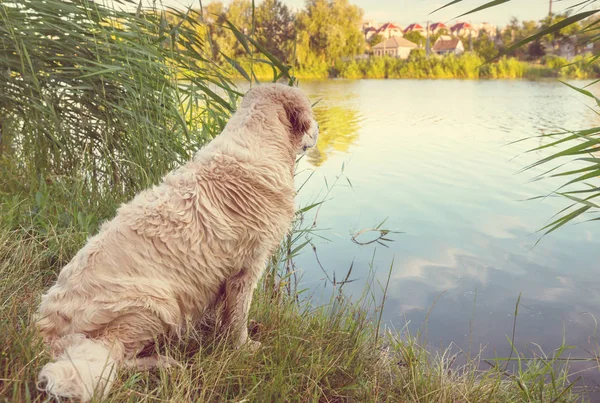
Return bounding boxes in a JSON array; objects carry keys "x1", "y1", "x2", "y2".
[{"x1": 241, "y1": 84, "x2": 318, "y2": 154}]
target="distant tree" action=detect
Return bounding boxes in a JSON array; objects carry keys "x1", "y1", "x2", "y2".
[
  {"x1": 255, "y1": 0, "x2": 295, "y2": 63},
  {"x1": 578, "y1": 14, "x2": 600, "y2": 44},
  {"x1": 457, "y1": 35, "x2": 471, "y2": 51},
  {"x1": 205, "y1": 0, "x2": 252, "y2": 60},
  {"x1": 403, "y1": 31, "x2": 425, "y2": 47},
  {"x1": 577, "y1": 14, "x2": 600, "y2": 54},
  {"x1": 496, "y1": 17, "x2": 575, "y2": 59},
  {"x1": 408, "y1": 48, "x2": 426, "y2": 61},
  {"x1": 527, "y1": 40, "x2": 546, "y2": 59},
  {"x1": 295, "y1": 0, "x2": 365, "y2": 67},
  {"x1": 226, "y1": 0, "x2": 252, "y2": 29},
  {"x1": 540, "y1": 12, "x2": 581, "y2": 54},
  {"x1": 202, "y1": 1, "x2": 227, "y2": 62},
  {"x1": 473, "y1": 32, "x2": 497, "y2": 60},
  {"x1": 499, "y1": 17, "x2": 527, "y2": 59},
  {"x1": 521, "y1": 20, "x2": 538, "y2": 38},
  {"x1": 368, "y1": 34, "x2": 385, "y2": 47},
  {"x1": 541, "y1": 13, "x2": 581, "y2": 38}
]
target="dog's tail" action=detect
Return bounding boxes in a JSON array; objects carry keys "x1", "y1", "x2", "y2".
[{"x1": 37, "y1": 334, "x2": 118, "y2": 402}]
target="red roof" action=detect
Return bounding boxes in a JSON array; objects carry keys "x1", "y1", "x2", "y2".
[
  {"x1": 430, "y1": 22, "x2": 447, "y2": 30},
  {"x1": 404, "y1": 23, "x2": 424, "y2": 33},
  {"x1": 378, "y1": 22, "x2": 402, "y2": 32},
  {"x1": 450, "y1": 22, "x2": 473, "y2": 32}
]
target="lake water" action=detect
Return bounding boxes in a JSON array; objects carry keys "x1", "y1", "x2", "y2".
[{"x1": 292, "y1": 79, "x2": 600, "y2": 380}]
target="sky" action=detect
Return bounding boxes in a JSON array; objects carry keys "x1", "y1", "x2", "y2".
[{"x1": 152, "y1": 0, "x2": 589, "y2": 27}]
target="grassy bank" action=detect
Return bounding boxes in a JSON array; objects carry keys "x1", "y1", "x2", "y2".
[
  {"x1": 232, "y1": 53, "x2": 600, "y2": 80},
  {"x1": 0, "y1": 183, "x2": 591, "y2": 402},
  {"x1": 0, "y1": 0, "x2": 595, "y2": 401},
  {"x1": 336, "y1": 54, "x2": 600, "y2": 80}
]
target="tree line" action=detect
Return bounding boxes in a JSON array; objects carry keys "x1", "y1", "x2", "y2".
[
  {"x1": 182, "y1": 0, "x2": 364, "y2": 75},
  {"x1": 169, "y1": 0, "x2": 598, "y2": 77}
]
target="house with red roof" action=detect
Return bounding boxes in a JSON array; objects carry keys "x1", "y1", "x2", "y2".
[
  {"x1": 377, "y1": 22, "x2": 403, "y2": 39},
  {"x1": 364, "y1": 26, "x2": 378, "y2": 40},
  {"x1": 429, "y1": 22, "x2": 447, "y2": 34},
  {"x1": 404, "y1": 23, "x2": 425, "y2": 36},
  {"x1": 450, "y1": 22, "x2": 476, "y2": 37}
]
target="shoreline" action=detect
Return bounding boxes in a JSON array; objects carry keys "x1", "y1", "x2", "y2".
[{"x1": 224, "y1": 54, "x2": 600, "y2": 82}]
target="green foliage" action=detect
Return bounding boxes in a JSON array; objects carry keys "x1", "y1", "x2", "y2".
[
  {"x1": 365, "y1": 57, "x2": 388, "y2": 78},
  {"x1": 527, "y1": 40, "x2": 546, "y2": 59},
  {"x1": 479, "y1": 56, "x2": 527, "y2": 78},
  {"x1": 199, "y1": 1, "x2": 252, "y2": 62},
  {"x1": 197, "y1": 0, "x2": 365, "y2": 78},
  {"x1": 540, "y1": 13, "x2": 583, "y2": 41},
  {"x1": 473, "y1": 32, "x2": 498, "y2": 60},
  {"x1": 497, "y1": 17, "x2": 528, "y2": 59},
  {"x1": 542, "y1": 54, "x2": 600, "y2": 78},
  {"x1": 254, "y1": 0, "x2": 295, "y2": 63},
  {"x1": 403, "y1": 31, "x2": 426, "y2": 47},
  {"x1": 0, "y1": 0, "x2": 239, "y2": 200},
  {"x1": 218, "y1": 0, "x2": 253, "y2": 59},
  {"x1": 0, "y1": 0, "x2": 293, "y2": 229},
  {"x1": 492, "y1": 14, "x2": 589, "y2": 61},
  {"x1": 368, "y1": 33, "x2": 385, "y2": 47},
  {"x1": 544, "y1": 54, "x2": 569, "y2": 69},
  {"x1": 295, "y1": 0, "x2": 365, "y2": 69},
  {"x1": 408, "y1": 48, "x2": 427, "y2": 61},
  {"x1": 339, "y1": 60, "x2": 364, "y2": 79},
  {"x1": 164, "y1": 0, "x2": 597, "y2": 80},
  {"x1": 295, "y1": 62, "x2": 331, "y2": 79},
  {"x1": 338, "y1": 53, "x2": 535, "y2": 79}
]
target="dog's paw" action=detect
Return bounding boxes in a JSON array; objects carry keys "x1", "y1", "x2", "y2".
[
  {"x1": 242, "y1": 339, "x2": 262, "y2": 353},
  {"x1": 158, "y1": 355, "x2": 183, "y2": 369}
]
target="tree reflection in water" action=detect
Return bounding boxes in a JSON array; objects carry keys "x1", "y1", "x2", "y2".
[{"x1": 305, "y1": 102, "x2": 361, "y2": 167}]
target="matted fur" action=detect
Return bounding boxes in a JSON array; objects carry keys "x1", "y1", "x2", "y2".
[{"x1": 34, "y1": 84, "x2": 318, "y2": 401}]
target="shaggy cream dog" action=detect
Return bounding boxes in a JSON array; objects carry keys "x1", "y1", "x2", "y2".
[{"x1": 35, "y1": 83, "x2": 318, "y2": 401}]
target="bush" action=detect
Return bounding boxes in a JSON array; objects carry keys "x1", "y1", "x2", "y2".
[
  {"x1": 543, "y1": 54, "x2": 569, "y2": 69},
  {"x1": 365, "y1": 57, "x2": 388, "y2": 78},
  {"x1": 339, "y1": 60, "x2": 365, "y2": 79},
  {"x1": 333, "y1": 52, "x2": 600, "y2": 80}
]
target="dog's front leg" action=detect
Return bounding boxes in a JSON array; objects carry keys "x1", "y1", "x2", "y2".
[{"x1": 220, "y1": 267, "x2": 260, "y2": 350}]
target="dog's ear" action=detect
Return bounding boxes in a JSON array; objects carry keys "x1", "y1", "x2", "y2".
[
  {"x1": 242, "y1": 84, "x2": 312, "y2": 137},
  {"x1": 282, "y1": 94, "x2": 312, "y2": 137}
]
